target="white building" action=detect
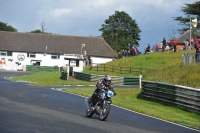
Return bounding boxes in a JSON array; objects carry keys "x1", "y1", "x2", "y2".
[{"x1": 0, "y1": 31, "x2": 115, "y2": 73}]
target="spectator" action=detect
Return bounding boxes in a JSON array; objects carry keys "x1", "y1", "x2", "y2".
[
  {"x1": 152, "y1": 45, "x2": 156, "y2": 52},
  {"x1": 124, "y1": 50, "x2": 128, "y2": 57},
  {"x1": 162, "y1": 38, "x2": 166, "y2": 52},
  {"x1": 133, "y1": 46, "x2": 137, "y2": 55},
  {"x1": 159, "y1": 43, "x2": 163, "y2": 51},
  {"x1": 165, "y1": 45, "x2": 170, "y2": 51},
  {"x1": 121, "y1": 49, "x2": 125, "y2": 58},
  {"x1": 130, "y1": 47, "x2": 134, "y2": 56},
  {"x1": 155, "y1": 43, "x2": 159, "y2": 52},
  {"x1": 118, "y1": 52, "x2": 121, "y2": 59},
  {"x1": 194, "y1": 43, "x2": 200, "y2": 61},
  {"x1": 185, "y1": 39, "x2": 189, "y2": 50},
  {"x1": 197, "y1": 44, "x2": 200, "y2": 61},
  {"x1": 172, "y1": 38, "x2": 178, "y2": 52}
]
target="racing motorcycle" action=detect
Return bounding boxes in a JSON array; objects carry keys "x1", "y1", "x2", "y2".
[{"x1": 85, "y1": 89, "x2": 114, "y2": 121}]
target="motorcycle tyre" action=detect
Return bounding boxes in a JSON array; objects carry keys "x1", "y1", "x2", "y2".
[
  {"x1": 99, "y1": 103, "x2": 110, "y2": 121},
  {"x1": 86, "y1": 105, "x2": 94, "y2": 118}
]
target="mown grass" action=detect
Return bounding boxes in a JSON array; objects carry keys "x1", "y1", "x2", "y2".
[
  {"x1": 11, "y1": 72, "x2": 96, "y2": 86},
  {"x1": 63, "y1": 88, "x2": 200, "y2": 130}
]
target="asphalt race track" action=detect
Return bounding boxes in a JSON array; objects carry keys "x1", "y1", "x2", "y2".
[{"x1": 0, "y1": 71, "x2": 199, "y2": 133}]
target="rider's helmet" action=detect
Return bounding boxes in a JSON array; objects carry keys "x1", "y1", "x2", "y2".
[{"x1": 103, "y1": 75, "x2": 112, "y2": 86}]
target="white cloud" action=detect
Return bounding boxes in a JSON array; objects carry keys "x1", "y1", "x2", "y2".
[{"x1": 50, "y1": 8, "x2": 72, "y2": 19}]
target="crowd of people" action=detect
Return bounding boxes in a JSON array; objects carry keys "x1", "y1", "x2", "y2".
[
  {"x1": 117, "y1": 46, "x2": 138, "y2": 58},
  {"x1": 116, "y1": 37, "x2": 200, "y2": 61},
  {"x1": 144, "y1": 38, "x2": 179, "y2": 54}
]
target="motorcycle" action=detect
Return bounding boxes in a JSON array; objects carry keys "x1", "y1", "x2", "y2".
[{"x1": 85, "y1": 89, "x2": 114, "y2": 121}]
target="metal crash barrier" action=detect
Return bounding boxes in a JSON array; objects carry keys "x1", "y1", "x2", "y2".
[
  {"x1": 73, "y1": 72, "x2": 140, "y2": 86},
  {"x1": 141, "y1": 80, "x2": 200, "y2": 114}
]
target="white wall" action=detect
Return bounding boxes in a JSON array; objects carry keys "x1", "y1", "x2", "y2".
[
  {"x1": 91, "y1": 56, "x2": 113, "y2": 65},
  {"x1": 0, "y1": 52, "x2": 114, "y2": 71},
  {"x1": 0, "y1": 52, "x2": 65, "y2": 71}
]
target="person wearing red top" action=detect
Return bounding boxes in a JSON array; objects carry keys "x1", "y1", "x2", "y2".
[
  {"x1": 195, "y1": 38, "x2": 199, "y2": 44},
  {"x1": 155, "y1": 43, "x2": 159, "y2": 52},
  {"x1": 173, "y1": 38, "x2": 178, "y2": 52}
]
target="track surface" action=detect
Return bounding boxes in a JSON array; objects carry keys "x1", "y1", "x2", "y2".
[{"x1": 0, "y1": 71, "x2": 199, "y2": 133}]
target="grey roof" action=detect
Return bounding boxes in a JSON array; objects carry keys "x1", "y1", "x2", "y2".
[
  {"x1": 177, "y1": 30, "x2": 200, "y2": 43},
  {"x1": 0, "y1": 31, "x2": 115, "y2": 58}
]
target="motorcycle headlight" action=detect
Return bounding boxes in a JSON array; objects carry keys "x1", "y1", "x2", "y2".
[{"x1": 107, "y1": 90, "x2": 114, "y2": 98}]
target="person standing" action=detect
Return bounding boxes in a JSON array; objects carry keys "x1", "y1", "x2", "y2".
[
  {"x1": 173, "y1": 38, "x2": 178, "y2": 52},
  {"x1": 185, "y1": 39, "x2": 189, "y2": 50},
  {"x1": 155, "y1": 43, "x2": 159, "y2": 52},
  {"x1": 162, "y1": 38, "x2": 166, "y2": 52}
]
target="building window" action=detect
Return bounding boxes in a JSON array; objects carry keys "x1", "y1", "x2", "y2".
[
  {"x1": 0, "y1": 51, "x2": 7, "y2": 56},
  {"x1": 27, "y1": 53, "x2": 36, "y2": 58},
  {"x1": 7, "y1": 51, "x2": 13, "y2": 56},
  {"x1": 51, "y1": 54, "x2": 60, "y2": 59},
  {"x1": 70, "y1": 60, "x2": 76, "y2": 67}
]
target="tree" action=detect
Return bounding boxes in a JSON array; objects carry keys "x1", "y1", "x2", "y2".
[
  {"x1": 0, "y1": 22, "x2": 17, "y2": 32},
  {"x1": 168, "y1": 30, "x2": 177, "y2": 42},
  {"x1": 173, "y1": 1, "x2": 200, "y2": 34},
  {"x1": 99, "y1": 11, "x2": 141, "y2": 52},
  {"x1": 30, "y1": 29, "x2": 44, "y2": 33},
  {"x1": 29, "y1": 21, "x2": 50, "y2": 34}
]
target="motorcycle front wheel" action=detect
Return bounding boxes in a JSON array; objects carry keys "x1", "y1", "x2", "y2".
[
  {"x1": 99, "y1": 103, "x2": 110, "y2": 121},
  {"x1": 86, "y1": 104, "x2": 94, "y2": 118}
]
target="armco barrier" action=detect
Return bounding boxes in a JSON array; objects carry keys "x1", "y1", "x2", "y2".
[
  {"x1": 74, "y1": 72, "x2": 140, "y2": 86},
  {"x1": 26, "y1": 65, "x2": 59, "y2": 72},
  {"x1": 141, "y1": 80, "x2": 200, "y2": 114}
]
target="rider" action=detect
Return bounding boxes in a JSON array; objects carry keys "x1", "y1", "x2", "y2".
[{"x1": 89, "y1": 75, "x2": 116, "y2": 105}]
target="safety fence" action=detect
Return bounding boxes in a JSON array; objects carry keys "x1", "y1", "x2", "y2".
[
  {"x1": 26, "y1": 65, "x2": 59, "y2": 72},
  {"x1": 90, "y1": 63, "x2": 142, "y2": 75},
  {"x1": 141, "y1": 80, "x2": 200, "y2": 114},
  {"x1": 182, "y1": 53, "x2": 200, "y2": 65},
  {"x1": 74, "y1": 72, "x2": 141, "y2": 86}
]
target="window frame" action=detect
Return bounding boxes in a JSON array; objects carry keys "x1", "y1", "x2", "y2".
[
  {"x1": 0, "y1": 51, "x2": 7, "y2": 56},
  {"x1": 51, "y1": 54, "x2": 60, "y2": 59},
  {"x1": 27, "y1": 53, "x2": 36, "y2": 58}
]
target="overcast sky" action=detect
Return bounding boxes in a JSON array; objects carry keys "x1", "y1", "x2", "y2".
[{"x1": 0, "y1": 0, "x2": 198, "y2": 53}]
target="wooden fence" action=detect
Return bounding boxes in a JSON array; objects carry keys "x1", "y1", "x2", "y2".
[
  {"x1": 141, "y1": 80, "x2": 200, "y2": 114},
  {"x1": 90, "y1": 64, "x2": 142, "y2": 75}
]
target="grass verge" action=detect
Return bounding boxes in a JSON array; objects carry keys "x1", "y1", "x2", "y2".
[{"x1": 10, "y1": 72, "x2": 96, "y2": 86}]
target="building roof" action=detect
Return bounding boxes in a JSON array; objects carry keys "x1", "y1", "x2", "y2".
[
  {"x1": 0, "y1": 31, "x2": 115, "y2": 58},
  {"x1": 177, "y1": 30, "x2": 200, "y2": 43}
]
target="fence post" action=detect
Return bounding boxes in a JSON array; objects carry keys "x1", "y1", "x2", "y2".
[
  {"x1": 104, "y1": 64, "x2": 105, "y2": 72},
  {"x1": 97, "y1": 64, "x2": 98, "y2": 71},
  {"x1": 130, "y1": 67, "x2": 132, "y2": 73},
  {"x1": 139, "y1": 75, "x2": 142, "y2": 89}
]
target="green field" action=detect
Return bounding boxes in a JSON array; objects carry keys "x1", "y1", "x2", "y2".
[{"x1": 10, "y1": 50, "x2": 200, "y2": 130}]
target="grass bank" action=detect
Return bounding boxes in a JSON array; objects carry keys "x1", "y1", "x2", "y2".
[{"x1": 83, "y1": 50, "x2": 200, "y2": 88}]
